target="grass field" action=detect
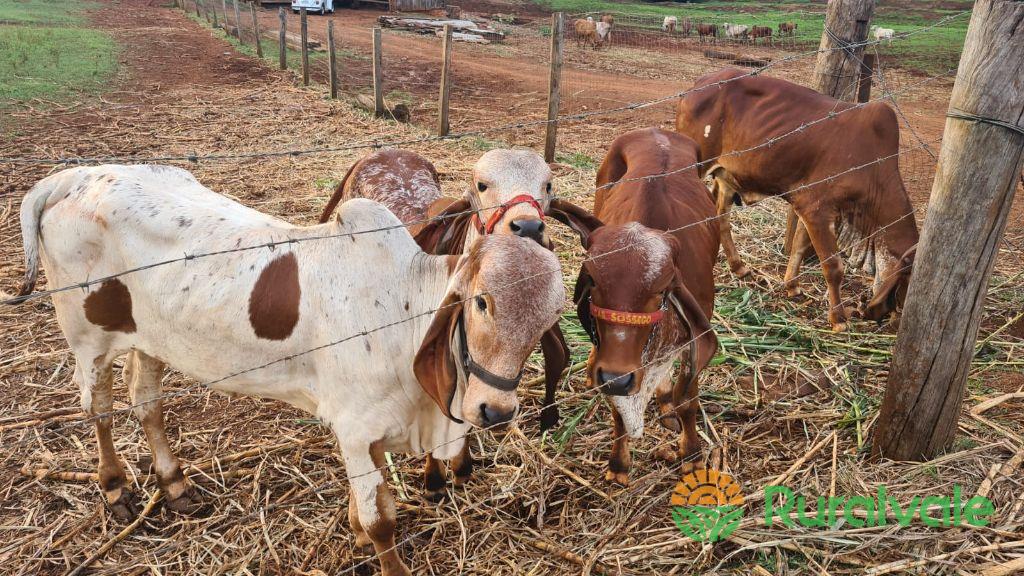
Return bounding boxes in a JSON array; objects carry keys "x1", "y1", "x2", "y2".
[
  {"x1": 533, "y1": 0, "x2": 971, "y2": 74},
  {"x1": 0, "y1": 0, "x2": 118, "y2": 106}
]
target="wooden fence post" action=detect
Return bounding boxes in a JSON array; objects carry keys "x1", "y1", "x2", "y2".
[
  {"x1": 222, "y1": 0, "x2": 229, "y2": 29},
  {"x1": 856, "y1": 52, "x2": 875, "y2": 103},
  {"x1": 300, "y1": 8, "x2": 309, "y2": 86},
  {"x1": 194, "y1": 0, "x2": 201, "y2": 18},
  {"x1": 211, "y1": 0, "x2": 218, "y2": 28},
  {"x1": 249, "y1": 2, "x2": 262, "y2": 58},
  {"x1": 437, "y1": 24, "x2": 453, "y2": 136},
  {"x1": 327, "y1": 20, "x2": 338, "y2": 98},
  {"x1": 278, "y1": 7, "x2": 287, "y2": 70},
  {"x1": 872, "y1": 0, "x2": 1024, "y2": 462},
  {"x1": 544, "y1": 12, "x2": 564, "y2": 163},
  {"x1": 784, "y1": 0, "x2": 875, "y2": 255},
  {"x1": 372, "y1": 27, "x2": 384, "y2": 116},
  {"x1": 233, "y1": 0, "x2": 243, "y2": 42}
]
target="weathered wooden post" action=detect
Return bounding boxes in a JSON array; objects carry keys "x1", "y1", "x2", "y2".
[
  {"x1": 544, "y1": 12, "x2": 564, "y2": 163},
  {"x1": 437, "y1": 24, "x2": 453, "y2": 136},
  {"x1": 327, "y1": 20, "x2": 339, "y2": 99},
  {"x1": 856, "y1": 52, "x2": 875, "y2": 103},
  {"x1": 222, "y1": 0, "x2": 229, "y2": 29},
  {"x1": 784, "y1": 0, "x2": 874, "y2": 254},
  {"x1": 211, "y1": 0, "x2": 218, "y2": 28},
  {"x1": 233, "y1": 0, "x2": 243, "y2": 42},
  {"x1": 372, "y1": 27, "x2": 384, "y2": 117},
  {"x1": 872, "y1": 0, "x2": 1024, "y2": 461},
  {"x1": 300, "y1": 8, "x2": 310, "y2": 86},
  {"x1": 249, "y1": 2, "x2": 262, "y2": 58},
  {"x1": 278, "y1": 7, "x2": 287, "y2": 70}
]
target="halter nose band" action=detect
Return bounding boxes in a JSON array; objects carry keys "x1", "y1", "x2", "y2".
[{"x1": 473, "y1": 194, "x2": 545, "y2": 235}]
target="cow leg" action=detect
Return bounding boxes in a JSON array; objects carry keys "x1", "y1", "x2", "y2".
[
  {"x1": 422, "y1": 454, "x2": 446, "y2": 503},
  {"x1": 783, "y1": 219, "x2": 814, "y2": 298},
  {"x1": 671, "y1": 365, "x2": 704, "y2": 476},
  {"x1": 126, "y1": 351, "x2": 201, "y2": 514},
  {"x1": 79, "y1": 354, "x2": 137, "y2": 521},
  {"x1": 605, "y1": 406, "x2": 631, "y2": 486},
  {"x1": 713, "y1": 176, "x2": 753, "y2": 279},
  {"x1": 802, "y1": 212, "x2": 853, "y2": 332},
  {"x1": 450, "y1": 441, "x2": 475, "y2": 487},
  {"x1": 342, "y1": 441, "x2": 410, "y2": 576},
  {"x1": 348, "y1": 494, "x2": 372, "y2": 548}
]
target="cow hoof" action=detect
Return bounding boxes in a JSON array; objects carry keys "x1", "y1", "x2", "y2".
[
  {"x1": 605, "y1": 469, "x2": 630, "y2": 486},
  {"x1": 423, "y1": 488, "x2": 447, "y2": 504},
  {"x1": 354, "y1": 531, "x2": 373, "y2": 548},
  {"x1": 539, "y1": 406, "x2": 560, "y2": 432},
  {"x1": 107, "y1": 490, "x2": 140, "y2": 521},
  {"x1": 785, "y1": 286, "x2": 804, "y2": 299},
  {"x1": 658, "y1": 413, "x2": 682, "y2": 433},
  {"x1": 164, "y1": 487, "x2": 205, "y2": 515},
  {"x1": 655, "y1": 445, "x2": 679, "y2": 463},
  {"x1": 452, "y1": 473, "x2": 472, "y2": 487},
  {"x1": 680, "y1": 460, "x2": 705, "y2": 477},
  {"x1": 831, "y1": 321, "x2": 848, "y2": 333}
]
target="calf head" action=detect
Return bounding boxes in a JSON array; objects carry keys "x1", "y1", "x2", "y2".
[
  {"x1": 861, "y1": 245, "x2": 917, "y2": 323},
  {"x1": 572, "y1": 223, "x2": 717, "y2": 399},
  {"x1": 414, "y1": 235, "x2": 565, "y2": 429},
  {"x1": 414, "y1": 149, "x2": 599, "y2": 254}
]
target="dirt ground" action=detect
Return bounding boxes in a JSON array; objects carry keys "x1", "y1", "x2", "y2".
[{"x1": 1, "y1": 2, "x2": 1022, "y2": 575}]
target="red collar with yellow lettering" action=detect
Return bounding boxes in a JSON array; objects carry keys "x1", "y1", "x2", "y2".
[
  {"x1": 472, "y1": 194, "x2": 545, "y2": 234},
  {"x1": 589, "y1": 302, "x2": 664, "y2": 326}
]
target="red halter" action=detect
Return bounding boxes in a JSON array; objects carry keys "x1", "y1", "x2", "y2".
[
  {"x1": 472, "y1": 194, "x2": 545, "y2": 235},
  {"x1": 589, "y1": 302, "x2": 664, "y2": 326}
]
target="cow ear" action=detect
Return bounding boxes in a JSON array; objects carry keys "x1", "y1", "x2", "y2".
[
  {"x1": 318, "y1": 160, "x2": 360, "y2": 224},
  {"x1": 667, "y1": 270, "x2": 718, "y2": 407},
  {"x1": 861, "y1": 245, "x2": 917, "y2": 322},
  {"x1": 413, "y1": 293, "x2": 465, "y2": 423},
  {"x1": 573, "y1": 267, "x2": 597, "y2": 344},
  {"x1": 548, "y1": 199, "x2": 603, "y2": 249},
  {"x1": 538, "y1": 323, "x2": 569, "y2": 431},
  {"x1": 414, "y1": 198, "x2": 473, "y2": 255}
]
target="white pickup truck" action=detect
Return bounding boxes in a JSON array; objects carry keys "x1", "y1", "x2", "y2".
[{"x1": 291, "y1": 0, "x2": 335, "y2": 14}]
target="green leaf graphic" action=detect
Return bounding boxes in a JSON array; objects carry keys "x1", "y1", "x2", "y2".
[{"x1": 671, "y1": 505, "x2": 742, "y2": 542}]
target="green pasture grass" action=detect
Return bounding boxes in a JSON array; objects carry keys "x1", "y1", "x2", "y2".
[
  {"x1": 0, "y1": 21, "x2": 117, "y2": 105},
  {"x1": 0, "y1": 0, "x2": 100, "y2": 25},
  {"x1": 532, "y1": 0, "x2": 971, "y2": 75}
]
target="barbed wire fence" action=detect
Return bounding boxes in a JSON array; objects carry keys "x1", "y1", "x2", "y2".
[{"x1": 3, "y1": 4, "x2": 1017, "y2": 574}]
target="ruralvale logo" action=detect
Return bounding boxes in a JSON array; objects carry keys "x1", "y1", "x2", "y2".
[{"x1": 669, "y1": 469, "x2": 744, "y2": 543}]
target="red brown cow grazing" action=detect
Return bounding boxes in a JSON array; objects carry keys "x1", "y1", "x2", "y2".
[
  {"x1": 675, "y1": 69, "x2": 919, "y2": 332},
  {"x1": 778, "y1": 21, "x2": 797, "y2": 36},
  {"x1": 750, "y1": 25, "x2": 773, "y2": 45},
  {"x1": 680, "y1": 17, "x2": 693, "y2": 37},
  {"x1": 697, "y1": 23, "x2": 718, "y2": 44},
  {"x1": 558, "y1": 128, "x2": 720, "y2": 485}
]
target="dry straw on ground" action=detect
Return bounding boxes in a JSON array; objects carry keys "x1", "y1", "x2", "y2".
[{"x1": 1, "y1": 3, "x2": 1022, "y2": 575}]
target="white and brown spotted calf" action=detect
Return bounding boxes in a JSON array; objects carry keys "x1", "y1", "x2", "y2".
[
  {"x1": 320, "y1": 148, "x2": 578, "y2": 500},
  {"x1": 18, "y1": 165, "x2": 565, "y2": 576}
]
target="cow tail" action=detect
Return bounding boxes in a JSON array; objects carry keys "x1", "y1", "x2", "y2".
[{"x1": 17, "y1": 181, "x2": 53, "y2": 298}]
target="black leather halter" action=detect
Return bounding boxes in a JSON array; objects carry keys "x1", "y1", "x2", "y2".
[{"x1": 456, "y1": 315, "x2": 522, "y2": 392}]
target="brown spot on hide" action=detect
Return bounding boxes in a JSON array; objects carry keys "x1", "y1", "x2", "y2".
[
  {"x1": 84, "y1": 280, "x2": 137, "y2": 333},
  {"x1": 248, "y1": 253, "x2": 301, "y2": 340}
]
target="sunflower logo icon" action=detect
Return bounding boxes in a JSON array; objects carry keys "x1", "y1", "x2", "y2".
[{"x1": 669, "y1": 469, "x2": 744, "y2": 543}]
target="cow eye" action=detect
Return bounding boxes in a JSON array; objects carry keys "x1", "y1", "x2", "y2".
[
  {"x1": 475, "y1": 296, "x2": 488, "y2": 312},
  {"x1": 477, "y1": 182, "x2": 488, "y2": 192},
  {"x1": 545, "y1": 182, "x2": 552, "y2": 193}
]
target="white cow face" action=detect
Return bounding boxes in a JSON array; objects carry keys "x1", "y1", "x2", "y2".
[{"x1": 468, "y1": 149, "x2": 553, "y2": 244}]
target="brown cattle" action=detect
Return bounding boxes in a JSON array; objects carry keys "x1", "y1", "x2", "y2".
[
  {"x1": 778, "y1": 21, "x2": 797, "y2": 36},
  {"x1": 675, "y1": 69, "x2": 919, "y2": 332},
  {"x1": 573, "y1": 18, "x2": 602, "y2": 49},
  {"x1": 680, "y1": 17, "x2": 693, "y2": 37},
  {"x1": 750, "y1": 25, "x2": 773, "y2": 45},
  {"x1": 559, "y1": 128, "x2": 720, "y2": 484},
  {"x1": 697, "y1": 23, "x2": 718, "y2": 43}
]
